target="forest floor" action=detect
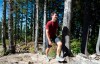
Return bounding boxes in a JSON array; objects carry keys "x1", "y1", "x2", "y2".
[
  {"x1": 0, "y1": 42, "x2": 100, "y2": 64},
  {"x1": 0, "y1": 45, "x2": 3, "y2": 56},
  {"x1": 0, "y1": 53, "x2": 100, "y2": 64}
]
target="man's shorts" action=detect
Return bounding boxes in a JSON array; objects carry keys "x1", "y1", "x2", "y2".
[{"x1": 45, "y1": 36, "x2": 61, "y2": 48}]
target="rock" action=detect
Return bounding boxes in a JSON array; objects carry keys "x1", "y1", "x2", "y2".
[
  {"x1": 28, "y1": 61, "x2": 34, "y2": 64},
  {"x1": 18, "y1": 61, "x2": 29, "y2": 64},
  {"x1": 96, "y1": 53, "x2": 100, "y2": 56},
  {"x1": 78, "y1": 53, "x2": 88, "y2": 58},
  {"x1": 0, "y1": 53, "x2": 100, "y2": 64},
  {"x1": 89, "y1": 54, "x2": 96, "y2": 59},
  {"x1": 95, "y1": 56, "x2": 100, "y2": 60}
]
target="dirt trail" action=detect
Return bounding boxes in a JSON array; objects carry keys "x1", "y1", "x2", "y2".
[{"x1": 0, "y1": 53, "x2": 100, "y2": 64}]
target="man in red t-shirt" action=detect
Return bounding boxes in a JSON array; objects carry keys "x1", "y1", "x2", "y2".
[{"x1": 45, "y1": 12, "x2": 64, "y2": 62}]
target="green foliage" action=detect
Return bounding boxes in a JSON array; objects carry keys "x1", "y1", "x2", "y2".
[
  {"x1": 5, "y1": 39, "x2": 9, "y2": 45},
  {"x1": 87, "y1": 43, "x2": 95, "y2": 54},
  {"x1": 0, "y1": 40, "x2": 1, "y2": 45},
  {"x1": 48, "y1": 43, "x2": 56, "y2": 58},
  {"x1": 87, "y1": 36, "x2": 98, "y2": 54},
  {"x1": 29, "y1": 46, "x2": 34, "y2": 53},
  {"x1": 0, "y1": 48, "x2": 4, "y2": 57},
  {"x1": 16, "y1": 42, "x2": 34, "y2": 53},
  {"x1": 0, "y1": 49, "x2": 9, "y2": 57},
  {"x1": 71, "y1": 38, "x2": 97, "y2": 54},
  {"x1": 71, "y1": 39, "x2": 81, "y2": 54},
  {"x1": 27, "y1": 36, "x2": 32, "y2": 42}
]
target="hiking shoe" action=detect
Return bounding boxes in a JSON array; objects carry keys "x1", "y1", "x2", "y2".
[
  {"x1": 45, "y1": 56, "x2": 50, "y2": 62},
  {"x1": 55, "y1": 56, "x2": 64, "y2": 61}
]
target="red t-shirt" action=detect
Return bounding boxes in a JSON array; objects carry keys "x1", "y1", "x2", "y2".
[{"x1": 46, "y1": 20, "x2": 58, "y2": 38}]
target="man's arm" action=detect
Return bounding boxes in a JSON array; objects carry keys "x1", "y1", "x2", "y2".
[{"x1": 46, "y1": 29, "x2": 52, "y2": 46}]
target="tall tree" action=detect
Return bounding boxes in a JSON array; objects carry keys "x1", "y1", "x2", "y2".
[
  {"x1": 2, "y1": 0, "x2": 7, "y2": 54},
  {"x1": 8, "y1": 0, "x2": 15, "y2": 53},
  {"x1": 42, "y1": 0, "x2": 47, "y2": 53},
  {"x1": 96, "y1": 25, "x2": 100, "y2": 55},
  {"x1": 32, "y1": 0, "x2": 35, "y2": 42},
  {"x1": 34, "y1": 0, "x2": 39, "y2": 52},
  {"x1": 17, "y1": 9, "x2": 20, "y2": 40},
  {"x1": 20, "y1": 4, "x2": 23, "y2": 41},
  {"x1": 30, "y1": 0, "x2": 33, "y2": 41},
  {"x1": 81, "y1": 0, "x2": 91, "y2": 55},
  {"x1": 14, "y1": 2, "x2": 17, "y2": 46},
  {"x1": 62, "y1": 0, "x2": 72, "y2": 57},
  {"x1": 25, "y1": 0, "x2": 28, "y2": 44}
]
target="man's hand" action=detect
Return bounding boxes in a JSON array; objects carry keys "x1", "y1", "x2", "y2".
[
  {"x1": 49, "y1": 41, "x2": 52, "y2": 46},
  {"x1": 46, "y1": 29, "x2": 52, "y2": 47}
]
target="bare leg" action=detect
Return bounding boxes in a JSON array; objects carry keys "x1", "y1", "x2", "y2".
[
  {"x1": 56, "y1": 41, "x2": 62, "y2": 56},
  {"x1": 55, "y1": 41, "x2": 64, "y2": 61},
  {"x1": 46, "y1": 48, "x2": 50, "y2": 56}
]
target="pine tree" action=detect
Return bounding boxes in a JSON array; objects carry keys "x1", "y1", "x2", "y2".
[
  {"x1": 2, "y1": 0, "x2": 7, "y2": 54},
  {"x1": 43, "y1": 0, "x2": 47, "y2": 53},
  {"x1": 8, "y1": 0, "x2": 15, "y2": 53}
]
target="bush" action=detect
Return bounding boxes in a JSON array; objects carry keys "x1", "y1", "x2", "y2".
[
  {"x1": 29, "y1": 46, "x2": 34, "y2": 53},
  {"x1": 71, "y1": 38, "x2": 96, "y2": 54},
  {"x1": 16, "y1": 42, "x2": 34, "y2": 53},
  {"x1": 0, "y1": 48, "x2": 4, "y2": 57},
  {"x1": 48, "y1": 43, "x2": 57, "y2": 58},
  {"x1": 87, "y1": 39, "x2": 97, "y2": 54},
  {"x1": 71, "y1": 39, "x2": 81, "y2": 54},
  {"x1": 27, "y1": 36, "x2": 32, "y2": 42}
]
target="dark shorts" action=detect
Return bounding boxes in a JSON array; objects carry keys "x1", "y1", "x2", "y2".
[{"x1": 45, "y1": 36, "x2": 61, "y2": 48}]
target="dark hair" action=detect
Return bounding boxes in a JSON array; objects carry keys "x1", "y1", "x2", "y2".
[{"x1": 51, "y1": 12, "x2": 57, "y2": 16}]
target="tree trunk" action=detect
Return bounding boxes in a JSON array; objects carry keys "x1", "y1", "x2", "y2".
[
  {"x1": 62, "y1": 0, "x2": 72, "y2": 57},
  {"x1": 8, "y1": 0, "x2": 15, "y2": 53},
  {"x1": 2, "y1": 0, "x2": 7, "y2": 54},
  {"x1": 25, "y1": 0, "x2": 28, "y2": 44},
  {"x1": 17, "y1": 12, "x2": 20, "y2": 40},
  {"x1": 85, "y1": 27, "x2": 90, "y2": 55},
  {"x1": 42, "y1": 0, "x2": 47, "y2": 53},
  {"x1": 30, "y1": 15, "x2": 33, "y2": 41},
  {"x1": 32, "y1": 2, "x2": 36, "y2": 42},
  {"x1": 14, "y1": 3, "x2": 17, "y2": 47},
  {"x1": 96, "y1": 25, "x2": 100, "y2": 55},
  {"x1": 81, "y1": 0, "x2": 91, "y2": 55},
  {"x1": 20, "y1": 5, "x2": 23, "y2": 41},
  {"x1": 34, "y1": 0, "x2": 39, "y2": 52},
  {"x1": 30, "y1": 1, "x2": 33, "y2": 41}
]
